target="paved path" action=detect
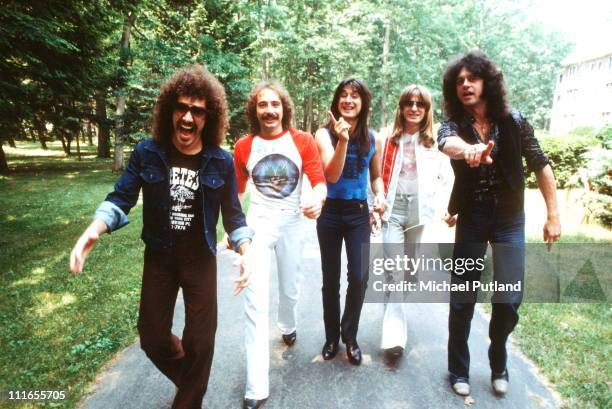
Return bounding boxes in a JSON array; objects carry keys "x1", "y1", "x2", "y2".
[{"x1": 81, "y1": 221, "x2": 561, "y2": 409}]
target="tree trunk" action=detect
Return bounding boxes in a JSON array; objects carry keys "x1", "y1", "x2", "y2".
[
  {"x1": 7, "y1": 134, "x2": 16, "y2": 148},
  {"x1": 18, "y1": 125, "x2": 28, "y2": 142},
  {"x1": 95, "y1": 92, "x2": 110, "y2": 158},
  {"x1": 380, "y1": 22, "x2": 390, "y2": 128},
  {"x1": 59, "y1": 134, "x2": 69, "y2": 155},
  {"x1": 33, "y1": 116, "x2": 48, "y2": 150},
  {"x1": 0, "y1": 143, "x2": 9, "y2": 174},
  {"x1": 76, "y1": 130, "x2": 82, "y2": 161},
  {"x1": 113, "y1": 11, "x2": 136, "y2": 171},
  {"x1": 258, "y1": 0, "x2": 269, "y2": 80},
  {"x1": 87, "y1": 122, "x2": 94, "y2": 145},
  {"x1": 113, "y1": 95, "x2": 126, "y2": 171},
  {"x1": 81, "y1": 122, "x2": 87, "y2": 144},
  {"x1": 305, "y1": 94, "x2": 313, "y2": 134},
  {"x1": 26, "y1": 128, "x2": 36, "y2": 141}
]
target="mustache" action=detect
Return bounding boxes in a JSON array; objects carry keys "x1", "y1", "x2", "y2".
[{"x1": 262, "y1": 113, "x2": 279, "y2": 120}]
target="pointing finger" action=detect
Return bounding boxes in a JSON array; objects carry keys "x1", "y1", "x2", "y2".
[
  {"x1": 483, "y1": 141, "x2": 494, "y2": 157},
  {"x1": 327, "y1": 111, "x2": 338, "y2": 126}
]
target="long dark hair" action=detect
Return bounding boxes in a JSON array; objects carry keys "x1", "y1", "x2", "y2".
[
  {"x1": 245, "y1": 81, "x2": 294, "y2": 135},
  {"x1": 325, "y1": 77, "x2": 372, "y2": 156},
  {"x1": 152, "y1": 64, "x2": 228, "y2": 146},
  {"x1": 442, "y1": 51, "x2": 510, "y2": 122}
]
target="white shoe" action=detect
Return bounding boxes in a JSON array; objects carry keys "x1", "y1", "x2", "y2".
[
  {"x1": 492, "y1": 370, "x2": 509, "y2": 395},
  {"x1": 452, "y1": 381, "x2": 470, "y2": 396}
]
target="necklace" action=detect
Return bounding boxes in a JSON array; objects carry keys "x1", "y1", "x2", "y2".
[{"x1": 474, "y1": 120, "x2": 490, "y2": 142}]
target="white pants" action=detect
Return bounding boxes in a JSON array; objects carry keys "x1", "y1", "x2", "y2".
[
  {"x1": 244, "y1": 208, "x2": 305, "y2": 400},
  {"x1": 381, "y1": 195, "x2": 424, "y2": 350}
]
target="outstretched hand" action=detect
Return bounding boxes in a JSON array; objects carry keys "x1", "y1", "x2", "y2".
[
  {"x1": 328, "y1": 111, "x2": 350, "y2": 142},
  {"x1": 70, "y1": 228, "x2": 99, "y2": 274},
  {"x1": 463, "y1": 141, "x2": 494, "y2": 168}
]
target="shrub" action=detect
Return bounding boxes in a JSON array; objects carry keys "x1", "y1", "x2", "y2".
[
  {"x1": 525, "y1": 132, "x2": 599, "y2": 188},
  {"x1": 595, "y1": 124, "x2": 612, "y2": 149},
  {"x1": 579, "y1": 148, "x2": 612, "y2": 227}
]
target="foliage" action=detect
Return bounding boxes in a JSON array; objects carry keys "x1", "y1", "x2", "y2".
[
  {"x1": 249, "y1": 0, "x2": 571, "y2": 133},
  {"x1": 595, "y1": 124, "x2": 612, "y2": 149},
  {"x1": 525, "y1": 131, "x2": 599, "y2": 188},
  {"x1": 119, "y1": 0, "x2": 257, "y2": 146},
  {"x1": 525, "y1": 124, "x2": 611, "y2": 227},
  {"x1": 0, "y1": 1, "x2": 124, "y2": 153},
  {"x1": 578, "y1": 148, "x2": 612, "y2": 227},
  {"x1": 1, "y1": 0, "x2": 573, "y2": 172}
]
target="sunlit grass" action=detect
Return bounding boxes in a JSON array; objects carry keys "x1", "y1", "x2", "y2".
[
  {"x1": 480, "y1": 234, "x2": 612, "y2": 409},
  {"x1": 1, "y1": 142, "x2": 144, "y2": 408}
]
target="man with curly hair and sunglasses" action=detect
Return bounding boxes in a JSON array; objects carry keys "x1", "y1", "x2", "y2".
[{"x1": 69, "y1": 64, "x2": 253, "y2": 409}]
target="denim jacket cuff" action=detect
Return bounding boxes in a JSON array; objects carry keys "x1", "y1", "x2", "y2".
[
  {"x1": 228, "y1": 226, "x2": 254, "y2": 250},
  {"x1": 94, "y1": 201, "x2": 129, "y2": 233}
]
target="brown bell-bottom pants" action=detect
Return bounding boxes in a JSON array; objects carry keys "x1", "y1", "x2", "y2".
[{"x1": 137, "y1": 246, "x2": 217, "y2": 409}]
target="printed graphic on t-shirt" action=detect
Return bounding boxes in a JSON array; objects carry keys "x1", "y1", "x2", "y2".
[
  {"x1": 401, "y1": 138, "x2": 417, "y2": 180},
  {"x1": 342, "y1": 143, "x2": 366, "y2": 179},
  {"x1": 169, "y1": 167, "x2": 199, "y2": 231},
  {"x1": 251, "y1": 153, "x2": 299, "y2": 198}
]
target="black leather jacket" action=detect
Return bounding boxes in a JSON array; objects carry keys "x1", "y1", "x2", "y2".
[{"x1": 438, "y1": 110, "x2": 550, "y2": 215}]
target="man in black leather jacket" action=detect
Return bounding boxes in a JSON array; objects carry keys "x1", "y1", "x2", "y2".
[{"x1": 437, "y1": 51, "x2": 561, "y2": 397}]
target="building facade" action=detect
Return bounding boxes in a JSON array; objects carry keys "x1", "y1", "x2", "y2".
[{"x1": 550, "y1": 49, "x2": 612, "y2": 135}]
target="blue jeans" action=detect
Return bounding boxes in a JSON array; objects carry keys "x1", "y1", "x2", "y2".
[
  {"x1": 317, "y1": 199, "x2": 370, "y2": 343},
  {"x1": 448, "y1": 196, "x2": 525, "y2": 380}
]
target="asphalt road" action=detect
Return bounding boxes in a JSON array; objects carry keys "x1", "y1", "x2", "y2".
[{"x1": 81, "y1": 220, "x2": 561, "y2": 409}]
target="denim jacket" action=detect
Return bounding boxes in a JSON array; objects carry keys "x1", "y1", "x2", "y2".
[{"x1": 94, "y1": 139, "x2": 253, "y2": 255}]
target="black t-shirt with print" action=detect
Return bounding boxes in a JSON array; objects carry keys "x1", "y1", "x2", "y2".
[{"x1": 168, "y1": 143, "x2": 204, "y2": 261}]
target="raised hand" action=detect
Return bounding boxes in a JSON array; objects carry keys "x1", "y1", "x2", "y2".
[
  {"x1": 463, "y1": 140, "x2": 494, "y2": 168},
  {"x1": 328, "y1": 111, "x2": 350, "y2": 142}
]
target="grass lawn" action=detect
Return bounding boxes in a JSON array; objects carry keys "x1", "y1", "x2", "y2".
[
  {"x1": 1, "y1": 141, "x2": 145, "y2": 408},
  {"x1": 484, "y1": 234, "x2": 612, "y2": 409},
  {"x1": 1, "y1": 141, "x2": 610, "y2": 409}
]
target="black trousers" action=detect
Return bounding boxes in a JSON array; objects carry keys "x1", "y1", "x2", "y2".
[
  {"x1": 138, "y1": 246, "x2": 217, "y2": 409},
  {"x1": 316, "y1": 199, "x2": 370, "y2": 344},
  {"x1": 448, "y1": 198, "x2": 524, "y2": 380}
]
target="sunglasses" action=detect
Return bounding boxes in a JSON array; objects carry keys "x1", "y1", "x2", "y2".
[
  {"x1": 403, "y1": 100, "x2": 426, "y2": 109},
  {"x1": 175, "y1": 102, "x2": 207, "y2": 119}
]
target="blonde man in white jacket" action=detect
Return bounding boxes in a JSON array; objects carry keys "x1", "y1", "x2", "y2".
[{"x1": 379, "y1": 85, "x2": 452, "y2": 356}]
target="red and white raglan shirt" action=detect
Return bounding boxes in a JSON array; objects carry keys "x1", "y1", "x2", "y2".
[{"x1": 233, "y1": 129, "x2": 325, "y2": 212}]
